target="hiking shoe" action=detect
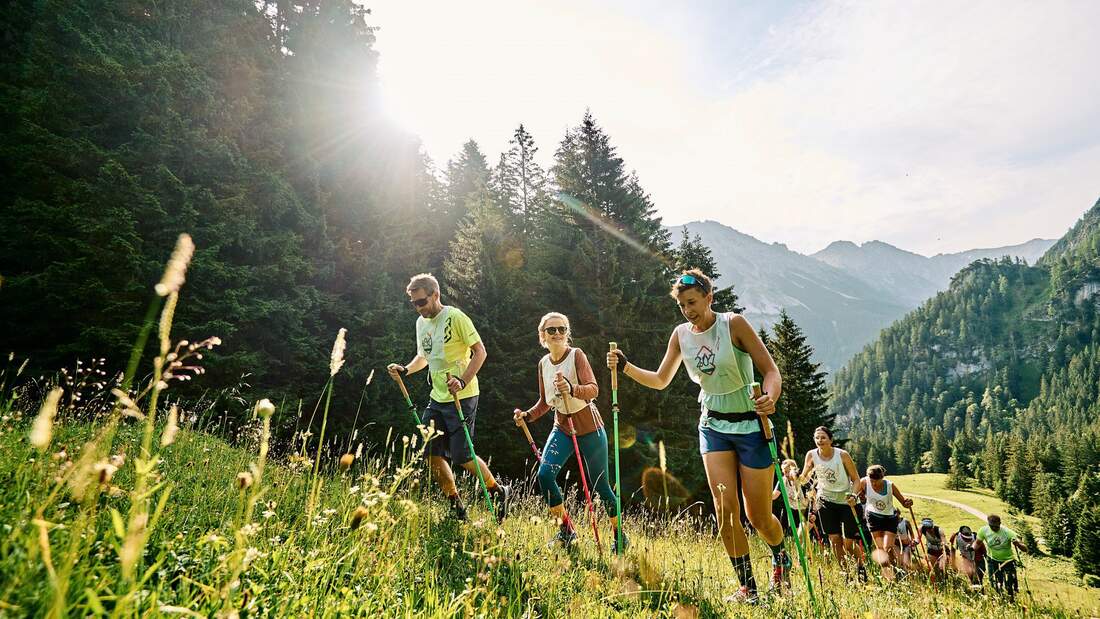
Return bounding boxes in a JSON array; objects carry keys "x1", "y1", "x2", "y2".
[
  {"x1": 611, "y1": 529, "x2": 630, "y2": 554},
  {"x1": 450, "y1": 499, "x2": 467, "y2": 522},
  {"x1": 491, "y1": 484, "x2": 511, "y2": 523},
  {"x1": 770, "y1": 551, "x2": 792, "y2": 592},
  {"x1": 549, "y1": 527, "x2": 577, "y2": 549},
  {"x1": 857, "y1": 563, "x2": 868, "y2": 583},
  {"x1": 724, "y1": 586, "x2": 759, "y2": 605}
]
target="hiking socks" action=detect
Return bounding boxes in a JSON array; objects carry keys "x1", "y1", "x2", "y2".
[
  {"x1": 768, "y1": 542, "x2": 786, "y2": 562},
  {"x1": 730, "y1": 554, "x2": 757, "y2": 592}
]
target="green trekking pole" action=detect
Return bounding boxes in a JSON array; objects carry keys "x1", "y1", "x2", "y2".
[
  {"x1": 609, "y1": 342, "x2": 624, "y2": 555},
  {"x1": 391, "y1": 371, "x2": 423, "y2": 426},
  {"x1": 448, "y1": 373, "x2": 495, "y2": 517},
  {"x1": 754, "y1": 384, "x2": 816, "y2": 605}
]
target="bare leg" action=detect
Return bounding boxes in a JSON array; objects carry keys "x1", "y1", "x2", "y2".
[
  {"x1": 430, "y1": 455, "x2": 458, "y2": 496},
  {"x1": 703, "y1": 451, "x2": 750, "y2": 557},
  {"x1": 739, "y1": 464, "x2": 783, "y2": 546},
  {"x1": 459, "y1": 456, "x2": 498, "y2": 488}
]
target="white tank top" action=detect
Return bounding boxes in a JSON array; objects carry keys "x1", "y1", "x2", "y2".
[
  {"x1": 540, "y1": 348, "x2": 591, "y2": 415},
  {"x1": 864, "y1": 479, "x2": 896, "y2": 516},
  {"x1": 675, "y1": 312, "x2": 752, "y2": 397},
  {"x1": 811, "y1": 447, "x2": 851, "y2": 503}
]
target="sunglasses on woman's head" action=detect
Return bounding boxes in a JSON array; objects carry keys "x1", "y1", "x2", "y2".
[
  {"x1": 678, "y1": 274, "x2": 698, "y2": 285},
  {"x1": 409, "y1": 297, "x2": 430, "y2": 308},
  {"x1": 542, "y1": 326, "x2": 567, "y2": 335}
]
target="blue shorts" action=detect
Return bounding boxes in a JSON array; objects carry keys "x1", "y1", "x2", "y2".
[{"x1": 698, "y1": 426, "x2": 772, "y2": 469}]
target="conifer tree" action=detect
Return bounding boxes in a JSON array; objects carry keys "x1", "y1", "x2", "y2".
[
  {"x1": 945, "y1": 439, "x2": 971, "y2": 490},
  {"x1": 931, "y1": 427, "x2": 951, "y2": 473},
  {"x1": 770, "y1": 311, "x2": 832, "y2": 455}
]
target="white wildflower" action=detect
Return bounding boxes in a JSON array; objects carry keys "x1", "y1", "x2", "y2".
[{"x1": 255, "y1": 398, "x2": 275, "y2": 419}]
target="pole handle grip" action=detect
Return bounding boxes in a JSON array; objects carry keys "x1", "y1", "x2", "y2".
[
  {"x1": 609, "y1": 342, "x2": 619, "y2": 391},
  {"x1": 446, "y1": 372, "x2": 463, "y2": 410},
  {"x1": 392, "y1": 371, "x2": 411, "y2": 401},
  {"x1": 518, "y1": 417, "x2": 536, "y2": 445},
  {"x1": 753, "y1": 384, "x2": 774, "y2": 440}
]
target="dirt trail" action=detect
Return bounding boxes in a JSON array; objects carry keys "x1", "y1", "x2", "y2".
[{"x1": 908, "y1": 493, "x2": 987, "y2": 521}]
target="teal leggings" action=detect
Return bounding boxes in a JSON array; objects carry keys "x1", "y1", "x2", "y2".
[{"x1": 537, "y1": 426, "x2": 618, "y2": 515}]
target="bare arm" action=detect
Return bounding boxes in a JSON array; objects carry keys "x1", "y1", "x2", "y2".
[
  {"x1": 841, "y1": 451, "x2": 861, "y2": 496},
  {"x1": 892, "y1": 482, "x2": 913, "y2": 508},
  {"x1": 730, "y1": 315, "x2": 781, "y2": 411},
  {"x1": 460, "y1": 341, "x2": 487, "y2": 386},
  {"x1": 404, "y1": 355, "x2": 428, "y2": 374},
  {"x1": 611, "y1": 331, "x2": 682, "y2": 390},
  {"x1": 799, "y1": 452, "x2": 815, "y2": 484}
]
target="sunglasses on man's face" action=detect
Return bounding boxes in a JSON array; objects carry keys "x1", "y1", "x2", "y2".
[
  {"x1": 409, "y1": 297, "x2": 430, "y2": 308},
  {"x1": 542, "y1": 326, "x2": 567, "y2": 335}
]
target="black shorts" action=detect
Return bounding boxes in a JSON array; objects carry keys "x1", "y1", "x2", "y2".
[
  {"x1": 819, "y1": 500, "x2": 862, "y2": 539},
  {"x1": 866, "y1": 511, "x2": 899, "y2": 533},
  {"x1": 422, "y1": 395, "x2": 479, "y2": 464}
]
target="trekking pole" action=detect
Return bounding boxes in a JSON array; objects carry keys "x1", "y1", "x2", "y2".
[
  {"x1": 908, "y1": 505, "x2": 934, "y2": 573},
  {"x1": 753, "y1": 384, "x2": 816, "y2": 606},
  {"x1": 609, "y1": 342, "x2": 624, "y2": 555},
  {"x1": 848, "y1": 503, "x2": 874, "y2": 555},
  {"x1": 516, "y1": 415, "x2": 542, "y2": 462},
  {"x1": 447, "y1": 373, "x2": 494, "y2": 517},
  {"x1": 557, "y1": 371, "x2": 601, "y2": 553},
  {"x1": 1014, "y1": 547, "x2": 1032, "y2": 600},
  {"x1": 390, "y1": 371, "x2": 423, "y2": 426}
]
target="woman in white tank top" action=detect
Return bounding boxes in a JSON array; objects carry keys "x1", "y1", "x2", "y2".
[
  {"x1": 798, "y1": 426, "x2": 866, "y2": 571},
  {"x1": 858, "y1": 464, "x2": 914, "y2": 578},
  {"x1": 607, "y1": 270, "x2": 788, "y2": 602}
]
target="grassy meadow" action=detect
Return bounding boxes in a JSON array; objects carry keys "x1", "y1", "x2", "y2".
[{"x1": 0, "y1": 238, "x2": 1094, "y2": 618}]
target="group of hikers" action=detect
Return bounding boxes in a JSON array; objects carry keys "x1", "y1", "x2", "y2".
[{"x1": 385, "y1": 270, "x2": 1028, "y2": 604}]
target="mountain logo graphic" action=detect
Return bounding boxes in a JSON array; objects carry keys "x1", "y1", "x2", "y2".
[
  {"x1": 421, "y1": 332, "x2": 433, "y2": 354},
  {"x1": 695, "y1": 345, "x2": 716, "y2": 375},
  {"x1": 823, "y1": 469, "x2": 837, "y2": 484}
]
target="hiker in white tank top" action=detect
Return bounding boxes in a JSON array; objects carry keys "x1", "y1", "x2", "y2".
[
  {"x1": 858, "y1": 464, "x2": 914, "y2": 578},
  {"x1": 607, "y1": 270, "x2": 789, "y2": 602},
  {"x1": 798, "y1": 426, "x2": 866, "y2": 569}
]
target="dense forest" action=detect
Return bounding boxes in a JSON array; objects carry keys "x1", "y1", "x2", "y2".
[
  {"x1": 0, "y1": 1, "x2": 834, "y2": 508},
  {"x1": 831, "y1": 199, "x2": 1100, "y2": 579}
]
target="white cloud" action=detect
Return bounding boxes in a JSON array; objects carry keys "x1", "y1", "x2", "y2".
[{"x1": 373, "y1": 1, "x2": 1100, "y2": 255}]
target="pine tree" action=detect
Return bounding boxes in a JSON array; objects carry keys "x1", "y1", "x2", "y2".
[
  {"x1": 1074, "y1": 505, "x2": 1100, "y2": 580},
  {"x1": 945, "y1": 439, "x2": 971, "y2": 490},
  {"x1": 1001, "y1": 435, "x2": 1034, "y2": 511},
  {"x1": 671, "y1": 229, "x2": 742, "y2": 313},
  {"x1": 770, "y1": 311, "x2": 832, "y2": 455},
  {"x1": 930, "y1": 427, "x2": 951, "y2": 473},
  {"x1": 492, "y1": 124, "x2": 549, "y2": 240}
]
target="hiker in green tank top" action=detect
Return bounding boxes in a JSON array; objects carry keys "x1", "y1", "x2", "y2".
[{"x1": 607, "y1": 269, "x2": 789, "y2": 604}]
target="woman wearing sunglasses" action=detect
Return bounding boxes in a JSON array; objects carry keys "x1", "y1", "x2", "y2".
[
  {"x1": 607, "y1": 269, "x2": 787, "y2": 603},
  {"x1": 513, "y1": 312, "x2": 625, "y2": 551}
]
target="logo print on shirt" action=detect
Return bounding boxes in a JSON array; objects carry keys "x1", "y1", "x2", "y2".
[
  {"x1": 874, "y1": 499, "x2": 887, "y2": 512},
  {"x1": 421, "y1": 332, "x2": 433, "y2": 354},
  {"x1": 695, "y1": 345, "x2": 716, "y2": 375},
  {"x1": 822, "y1": 468, "x2": 837, "y2": 484},
  {"x1": 443, "y1": 317, "x2": 453, "y2": 344}
]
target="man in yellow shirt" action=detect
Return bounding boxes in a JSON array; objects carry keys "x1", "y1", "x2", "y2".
[{"x1": 387, "y1": 273, "x2": 509, "y2": 522}]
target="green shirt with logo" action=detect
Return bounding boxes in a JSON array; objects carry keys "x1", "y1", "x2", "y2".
[
  {"x1": 415, "y1": 306, "x2": 481, "y2": 403},
  {"x1": 977, "y1": 525, "x2": 1017, "y2": 561}
]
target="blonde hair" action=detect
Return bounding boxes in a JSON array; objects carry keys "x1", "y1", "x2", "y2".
[
  {"x1": 781, "y1": 459, "x2": 799, "y2": 473},
  {"x1": 537, "y1": 312, "x2": 572, "y2": 349},
  {"x1": 406, "y1": 273, "x2": 439, "y2": 296}
]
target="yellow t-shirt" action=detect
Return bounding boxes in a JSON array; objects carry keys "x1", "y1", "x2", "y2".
[{"x1": 415, "y1": 306, "x2": 481, "y2": 403}]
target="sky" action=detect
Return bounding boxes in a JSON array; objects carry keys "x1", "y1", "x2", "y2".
[{"x1": 371, "y1": 0, "x2": 1100, "y2": 256}]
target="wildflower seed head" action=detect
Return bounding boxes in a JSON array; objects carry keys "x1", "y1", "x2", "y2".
[
  {"x1": 330, "y1": 328, "x2": 347, "y2": 376},
  {"x1": 29, "y1": 387, "x2": 62, "y2": 450},
  {"x1": 255, "y1": 398, "x2": 276, "y2": 419},
  {"x1": 236, "y1": 472, "x2": 254, "y2": 490},
  {"x1": 160, "y1": 405, "x2": 179, "y2": 447},
  {"x1": 339, "y1": 453, "x2": 355, "y2": 471},
  {"x1": 350, "y1": 506, "x2": 370, "y2": 529},
  {"x1": 95, "y1": 462, "x2": 119, "y2": 484},
  {"x1": 155, "y1": 233, "x2": 195, "y2": 297}
]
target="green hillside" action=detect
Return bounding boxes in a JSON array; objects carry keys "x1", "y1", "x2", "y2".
[{"x1": 830, "y1": 198, "x2": 1100, "y2": 582}]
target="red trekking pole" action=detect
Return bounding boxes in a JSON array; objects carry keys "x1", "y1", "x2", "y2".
[{"x1": 557, "y1": 371, "x2": 601, "y2": 552}]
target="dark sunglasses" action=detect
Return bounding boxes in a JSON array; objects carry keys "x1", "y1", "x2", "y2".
[
  {"x1": 409, "y1": 297, "x2": 430, "y2": 308},
  {"x1": 542, "y1": 326, "x2": 567, "y2": 335}
]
